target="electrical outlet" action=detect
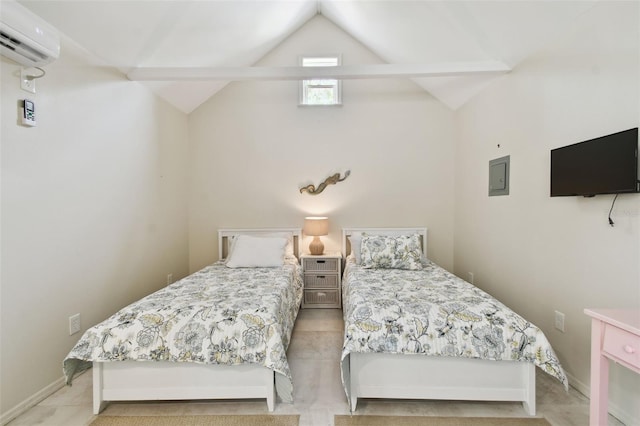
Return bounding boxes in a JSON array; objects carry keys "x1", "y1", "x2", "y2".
[
  {"x1": 20, "y1": 69, "x2": 36, "y2": 93},
  {"x1": 468, "y1": 272, "x2": 474, "y2": 284},
  {"x1": 167, "y1": 273, "x2": 173, "y2": 285},
  {"x1": 69, "y1": 313, "x2": 81, "y2": 335},
  {"x1": 554, "y1": 310, "x2": 565, "y2": 332}
]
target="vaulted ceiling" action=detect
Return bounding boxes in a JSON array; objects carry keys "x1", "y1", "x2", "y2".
[{"x1": 18, "y1": 0, "x2": 597, "y2": 113}]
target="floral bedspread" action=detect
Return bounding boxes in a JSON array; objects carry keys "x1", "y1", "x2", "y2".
[
  {"x1": 341, "y1": 257, "x2": 568, "y2": 394},
  {"x1": 64, "y1": 260, "x2": 303, "y2": 402}
]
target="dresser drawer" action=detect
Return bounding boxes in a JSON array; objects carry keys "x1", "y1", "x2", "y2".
[
  {"x1": 603, "y1": 324, "x2": 640, "y2": 369},
  {"x1": 304, "y1": 274, "x2": 339, "y2": 289},
  {"x1": 303, "y1": 289, "x2": 340, "y2": 307},
  {"x1": 302, "y1": 257, "x2": 340, "y2": 273}
]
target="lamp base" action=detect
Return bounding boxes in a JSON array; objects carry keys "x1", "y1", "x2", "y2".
[{"x1": 309, "y1": 236, "x2": 324, "y2": 255}]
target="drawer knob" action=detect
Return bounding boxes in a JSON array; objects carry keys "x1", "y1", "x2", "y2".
[{"x1": 623, "y1": 345, "x2": 636, "y2": 354}]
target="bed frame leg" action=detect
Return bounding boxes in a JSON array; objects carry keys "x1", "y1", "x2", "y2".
[
  {"x1": 266, "y1": 395, "x2": 274, "y2": 412},
  {"x1": 92, "y1": 362, "x2": 107, "y2": 414},
  {"x1": 266, "y1": 371, "x2": 275, "y2": 412},
  {"x1": 349, "y1": 355, "x2": 358, "y2": 412},
  {"x1": 522, "y1": 363, "x2": 536, "y2": 416}
]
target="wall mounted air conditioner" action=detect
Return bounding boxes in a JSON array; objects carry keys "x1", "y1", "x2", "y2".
[{"x1": 0, "y1": 1, "x2": 60, "y2": 67}]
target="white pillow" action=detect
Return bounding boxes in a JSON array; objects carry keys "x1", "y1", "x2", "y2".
[
  {"x1": 349, "y1": 233, "x2": 364, "y2": 264},
  {"x1": 228, "y1": 233, "x2": 295, "y2": 259},
  {"x1": 226, "y1": 235, "x2": 288, "y2": 268}
]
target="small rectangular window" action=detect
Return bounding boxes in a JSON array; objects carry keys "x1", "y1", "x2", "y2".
[{"x1": 299, "y1": 55, "x2": 342, "y2": 106}]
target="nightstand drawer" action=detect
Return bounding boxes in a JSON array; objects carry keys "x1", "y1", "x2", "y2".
[
  {"x1": 304, "y1": 274, "x2": 339, "y2": 289},
  {"x1": 304, "y1": 289, "x2": 340, "y2": 306},
  {"x1": 302, "y1": 258, "x2": 340, "y2": 273},
  {"x1": 603, "y1": 324, "x2": 640, "y2": 369}
]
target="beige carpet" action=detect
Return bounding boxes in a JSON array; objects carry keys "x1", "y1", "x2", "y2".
[
  {"x1": 334, "y1": 415, "x2": 552, "y2": 426},
  {"x1": 89, "y1": 414, "x2": 299, "y2": 426}
]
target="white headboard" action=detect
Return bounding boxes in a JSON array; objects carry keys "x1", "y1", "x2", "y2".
[
  {"x1": 342, "y1": 227, "x2": 428, "y2": 258},
  {"x1": 217, "y1": 228, "x2": 302, "y2": 261}
]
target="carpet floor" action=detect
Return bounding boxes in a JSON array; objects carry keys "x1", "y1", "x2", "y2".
[
  {"x1": 334, "y1": 415, "x2": 552, "y2": 426},
  {"x1": 89, "y1": 414, "x2": 300, "y2": 426}
]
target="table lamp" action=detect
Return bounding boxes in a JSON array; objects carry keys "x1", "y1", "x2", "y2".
[{"x1": 304, "y1": 216, "x2": 329, "y2": 255}]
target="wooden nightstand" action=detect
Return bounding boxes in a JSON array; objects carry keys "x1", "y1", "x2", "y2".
[{"x1": 300, "y1": 252, "x2": 342, "y2": 309}]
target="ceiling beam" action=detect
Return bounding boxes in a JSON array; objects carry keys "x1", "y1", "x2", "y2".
[{"x1": 126, "y1": 61, "x2": 510, "y2": 81}]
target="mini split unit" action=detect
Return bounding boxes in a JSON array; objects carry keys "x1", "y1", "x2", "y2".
[{"x1": 0, "y1": 1, "x2": 60, "y2": 67}]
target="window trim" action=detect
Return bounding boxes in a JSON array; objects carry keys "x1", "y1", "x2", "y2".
[{"x1": 298, "y1": 54, "x2": 342, "y2": 107}]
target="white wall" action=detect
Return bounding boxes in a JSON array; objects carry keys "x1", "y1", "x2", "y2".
[
  {"x1": 188, "y1": 15, "x2": 456, "y2": 272},
  {"x1": 453, "y1": 2, "x2": 639, "y2": 423},
  {"x1": 0, "y1": 39, "x2": 190, "y2": 419},
  {"x1": 4, "y1": 3, "x2": 637, "y2": 423}
]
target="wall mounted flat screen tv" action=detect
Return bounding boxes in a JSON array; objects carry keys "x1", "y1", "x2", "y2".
[{"x1": 550, "y1": 128, "x2": 639, "y2": 197}]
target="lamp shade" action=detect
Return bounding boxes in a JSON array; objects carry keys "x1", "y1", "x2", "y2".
[{"x1": 304, "y1": 217, "x2": 329, "y2": 236}]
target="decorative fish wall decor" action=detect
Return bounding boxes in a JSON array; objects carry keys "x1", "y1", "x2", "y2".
[{"x1": 300, "y1": 170, "x2": 351, "y2": 195}]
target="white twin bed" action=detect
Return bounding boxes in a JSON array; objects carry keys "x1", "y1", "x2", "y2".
[
  {"x1": 64, "y1": 226, "x2": 567, "y2": 416},
  {"x1": 64, "y1": 228, "x2": 303, "y2": 414},
  {"x1": 340, "y1": 227, "x2": 568, "y2": 415}
]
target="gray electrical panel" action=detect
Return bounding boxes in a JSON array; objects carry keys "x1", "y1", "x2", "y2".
[{"x1": 489, "y1": 155, "x2": 510, "y2": 196}]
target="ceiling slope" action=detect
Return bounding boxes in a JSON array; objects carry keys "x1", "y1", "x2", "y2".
[
  {"x1": 16, "y1": 0, "x2": 596, "y2": 113},
  {"x1": 320, "y1": 0, "x2": 597, "y2": 109}
]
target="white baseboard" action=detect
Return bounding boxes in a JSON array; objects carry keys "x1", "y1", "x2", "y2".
[
  {"x1": 566, "y1": 371, "x2": 632, "y2": 426},
  {"x1": 567, "y1": 370, "x2": 590, "y2": 399},
  {"x1": 0, "y1": 376, "x2": 65, "y2": 426}
]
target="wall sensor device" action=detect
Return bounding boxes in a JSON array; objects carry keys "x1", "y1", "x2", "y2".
[{"x1": 21, "y1": 99, "x2": 36, "y2": 127}]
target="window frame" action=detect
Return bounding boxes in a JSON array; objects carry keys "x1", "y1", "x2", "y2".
[{"x1": 298, "y1": 54, "x2": 342, "y2": 107}]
